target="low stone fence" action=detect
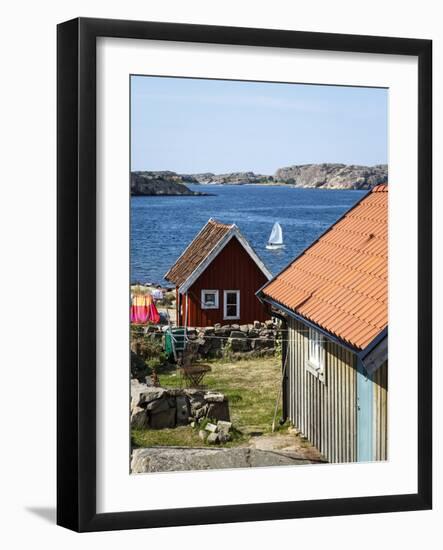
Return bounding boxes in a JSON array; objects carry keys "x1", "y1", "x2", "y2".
[
  {"x1": 143, "y1": 319, "x2": 280, "y2": 360},
  {"x1": 131, "y1": 379, "x2": 230, "y2": 430}
]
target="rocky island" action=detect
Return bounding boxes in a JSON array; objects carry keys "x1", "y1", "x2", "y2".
[
  {"x1": 193, "y1": 164, "x2": 388, "y2": 189},
  {"x1": 131, "y1": 171, "x2": 208, "y2": 196},
  {"x1": 131, "y1": 164, "x2": 388, "y2": 195},
  {"x1": 186, "y1": 171, "x2": 271, "y2": 185},
  {"x1": 273, "y1": 163, "x2": 388, "y2": 190}
]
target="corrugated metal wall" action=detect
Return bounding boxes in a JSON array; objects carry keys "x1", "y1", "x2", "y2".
[
  {"x1": 286, "y1": 318, "x2": 357, "y2": 463},
  {"x1": 373, "y1": 360, "x2": 388, "y2": 461}
]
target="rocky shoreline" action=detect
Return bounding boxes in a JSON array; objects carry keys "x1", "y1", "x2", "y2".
[
  {"x1": 131, "y1": 171, "x2": 211, "y2": 196},
  {"x1": 131, "y1": 163, "x2": 387, "y2": 195},
  {"x1": 273, "y1": 163, "x2": 388, "y2": 190}
]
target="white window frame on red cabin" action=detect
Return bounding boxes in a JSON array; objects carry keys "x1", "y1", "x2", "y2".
[
  {"x1": 201, "y1": 289, "x2": 219, "y2": 309},
  {"x1": 223, "y1": 290, "x2": 240, "y2": 320}
]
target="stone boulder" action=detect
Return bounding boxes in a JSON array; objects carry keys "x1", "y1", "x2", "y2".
[
  {"x1": 130, "y1": 406, "x2": 149, "y2": 429},
  {"x1": 206, "y1": 401, "x2": 230, "y2": 422},
  {"x1": 137, "y1": 386, "x2": 166, "y2": 406},
  {"x1": 130, "y1": 380, "x2": 230, "y2": 429},
  {"x1": 229, "y1": 336, "x2": 250, "y2": 352},
  {"x1": 145, "y1": 397, "x2": 170, "y2": 413},
  {"x1": 131, "y1": 447, "x2": 312, "y2": 473},
  {"x1": 176, "y1": 395, "x2": 190, "y2": 425},
  {"x1": 150, "y1": 407, "x2": 176, "y2": 429},
  {"x1": 251, "y1": 337, "x2": 273, "y2": 350},
  {"x1": 230, "y1": 330, "x2": 246, "y2": 339},
  {"x1": 205, "y1": 392, "x2": 225, "y2": 403}
]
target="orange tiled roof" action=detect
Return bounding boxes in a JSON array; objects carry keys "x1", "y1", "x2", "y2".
[
  {"x1": 165, "y1": 219, "x2": 232, "y2": 287},
  {"x1": 261, "y1": 184, "x2": 388, "y2": 350}
]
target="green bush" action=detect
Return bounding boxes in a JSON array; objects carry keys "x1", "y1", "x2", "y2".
[
  {"x1": 131, "y1": 351, "x2": 147, "y2": 379},
  {"x1": 132, "y1": 335, "x2": 163, "y2": 360},
  {"x1": 131, "y1": 334, "x2": 167, "y2": 379}
]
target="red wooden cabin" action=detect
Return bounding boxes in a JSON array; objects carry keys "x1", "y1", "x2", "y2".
[{"x1": 165, "y1": 219, "x2": 272, "y2": 327}]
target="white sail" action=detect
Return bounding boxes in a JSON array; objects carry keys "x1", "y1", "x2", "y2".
[{"x1": 268, "y1": 222, "x2": 283, "y2": 245}]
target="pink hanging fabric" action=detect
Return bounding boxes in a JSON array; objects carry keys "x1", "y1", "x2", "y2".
[{"x1": 131, "y1": 293, "x2": 161, "y2": 324}]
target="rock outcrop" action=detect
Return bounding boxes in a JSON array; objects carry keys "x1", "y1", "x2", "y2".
[
  {"x1": 131, "y1": 164, "x2": 388, "y2": 192},
  {"x1": 190, "y1": 172, "x2": 271, "y2": 185},
  {"x1": 273, "y1": 163, "x2": 387, "y2": 190},
  {"x1": 131, "y1": 171, "x2": 208, "y2": 196}
]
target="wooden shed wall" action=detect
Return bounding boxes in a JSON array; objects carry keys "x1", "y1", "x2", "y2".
[
  {"x1": 373, "y1": 360, "x2": 388, "y2": 461},
  {"x1": 286, "y1": 318, "x2": 357, "y2": 463},
  {"x1": 182, "y1": 237, "x2": 270, "y2": 327}
]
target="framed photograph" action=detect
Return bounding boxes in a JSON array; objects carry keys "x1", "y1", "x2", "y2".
[{"x1": 57, "y1": 17, "x2": 432, "y2": 532}]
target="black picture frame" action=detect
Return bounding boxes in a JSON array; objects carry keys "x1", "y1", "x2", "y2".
[{"x1": 57, "y1": 17, "x2": 432, "y2": 532}]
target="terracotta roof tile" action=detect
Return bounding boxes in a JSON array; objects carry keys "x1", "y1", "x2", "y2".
[
  {"x1": 261, "y1": 186, "x2": 388, "y2": 350},
  {"x1": 165, "y1": 219, "x2": 232, "y2": 287}
]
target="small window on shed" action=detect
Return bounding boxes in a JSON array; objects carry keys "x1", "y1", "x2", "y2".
[
  {"x1": 223, "y1": 290, "x2": 240, "y2": 320},
  {"x1": 201, "y1": 290, "x2": 219, "y2": 309},
  {"x1": 306, "y1": 327, "x2": 326, "y2": 382}
]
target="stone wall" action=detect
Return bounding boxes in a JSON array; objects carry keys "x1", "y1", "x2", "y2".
[
  {"x1": 142, "y1": 319, "x2": 280, "y2": 360},
  {"x1": 131, "y1": 379, "x2": 230, "y2": 430}
]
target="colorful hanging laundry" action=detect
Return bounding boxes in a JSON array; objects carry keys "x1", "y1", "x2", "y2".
[{"x1": 130, "y1": 293, "x2": 160, "y2": 324}]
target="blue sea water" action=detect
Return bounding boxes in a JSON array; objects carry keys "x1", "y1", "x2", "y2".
[{"x1": 130, "y1": 184, "x2": 366, "y2": 285}]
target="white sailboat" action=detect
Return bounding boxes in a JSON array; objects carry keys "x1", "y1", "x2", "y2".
[{"x1": 266, "y1": 222, "x2": 285, "y2": 250}]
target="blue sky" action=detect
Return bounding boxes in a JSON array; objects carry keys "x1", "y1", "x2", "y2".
[{"x1": 131, "y1": 76, "x2": 387, "y2": 174}]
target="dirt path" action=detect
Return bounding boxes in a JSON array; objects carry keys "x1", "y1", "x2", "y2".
[{"x1": 248, "y1": 431, "x2": 326, "y2": 462}]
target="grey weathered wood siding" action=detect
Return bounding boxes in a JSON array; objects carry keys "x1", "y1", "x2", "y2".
[
  {"x1": 373, "y1": 360, "x2": 388, "y2": 461},
  {"x1": 286, "y1": 318, "x2": 388, "y2": 463},
  {"x1": 286, "y1": 318, "x2": 357, "y2": 463}
]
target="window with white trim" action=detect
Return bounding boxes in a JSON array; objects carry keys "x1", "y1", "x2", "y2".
[
  {"x1": 223, "y1": 290, "x2": 240, "y2": 320},
  {"x1": 306, "y1": 327, "x2": 326, "y2": 382},
  {"x1": 201, "y1": 290, "x2": 219, "y2": 309}
]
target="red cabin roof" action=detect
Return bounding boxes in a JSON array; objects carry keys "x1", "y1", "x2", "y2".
[{"x1": 165, "y1": 218, "x2": 272, "y2": 292}]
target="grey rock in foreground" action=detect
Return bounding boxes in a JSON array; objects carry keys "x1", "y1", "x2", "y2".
[{"x1": 131, "y1": 447, "x2": 313, "y2": 473}]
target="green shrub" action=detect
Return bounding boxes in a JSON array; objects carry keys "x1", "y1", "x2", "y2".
[
  {"x1": 132, "y1": 336, "x2": 163, "y2": 360},
  {"x1": 131, "y1": 334, "x2": 167, "y2": 379}
]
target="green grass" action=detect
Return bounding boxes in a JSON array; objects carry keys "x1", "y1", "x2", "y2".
[
  {"x1": 132, "y1": 425, "x2": 245, "y2": 449},
  {"x1": 132, "y1": 357, "x2": 285, "y2": 448},
  {"x1": 132, "y1": 426, "x2": 203, "y2": 448}
]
